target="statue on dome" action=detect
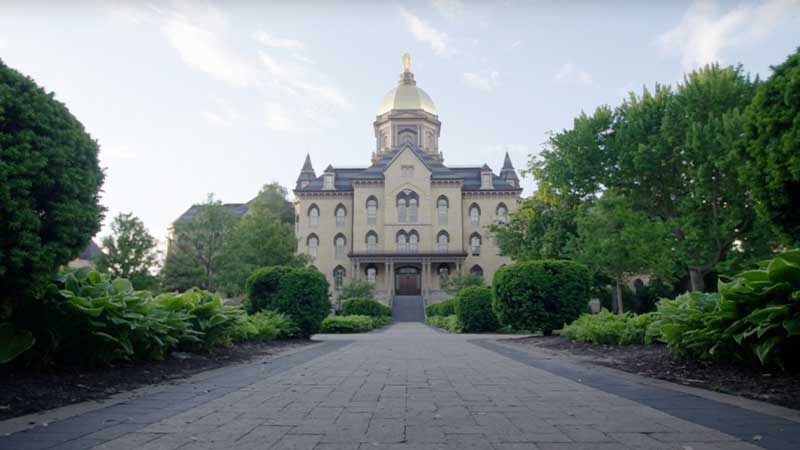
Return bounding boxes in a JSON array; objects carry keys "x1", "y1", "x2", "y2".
[{"x1": 402, "y1": 53, "x2": 411, "y2": 73}]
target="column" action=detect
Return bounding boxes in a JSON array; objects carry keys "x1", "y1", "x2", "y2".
[{"x1": 355, "y1": 261, "x2": 360, "y2": 281}]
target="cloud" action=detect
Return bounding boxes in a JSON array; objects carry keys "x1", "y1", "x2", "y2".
[
  {"x1": 511, "y1": 40, "x2": 522, "y2": 48},
  {"x1": 554, "y1": 63, "x2": 593, "y2": 85},
  {"x1": 253, "y1": 30, "x2": 305, "y2": 50},
  {"x1": 202, "y1": 96, "x2": 243, "y2": 127},
  {"x1": 0, "y1": 37, "x2": 6, "y2": 49},
  {"x1": 399, "y1": 7, "x2": 453, "y2": 57},
  {"x1": 462, "y1": 70, "x2": 499, "y2": 92},
  {"x1": 658, "y1": 0, "x2": 800, "y2": 71},
  {"x1": 431, "y1": 0, "x2": 467, "y2": 22}
]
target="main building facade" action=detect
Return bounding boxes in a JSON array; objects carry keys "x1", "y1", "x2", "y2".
[{"x1": 294, "y1": 55, "x2": 522, "y2": 305}]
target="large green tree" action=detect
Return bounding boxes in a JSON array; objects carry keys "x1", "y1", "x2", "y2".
[
  {"x1": 742, "y1": 47, "x2": 800, "y2": 243},
  {"x1": 0, "y1": 59, "x2": 105, "y2": 318},
  {"x1": 95, "y1": 213, "x2": 159, "y2": 291},
  {"x1": 217, "y1": 183, "x2": 305, "y2": 296},
  {"x1": 161, "y1": 195, "x2": 237, "y2": 292}
]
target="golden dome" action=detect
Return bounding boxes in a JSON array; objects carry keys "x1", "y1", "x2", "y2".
[{"x1": 376, "y1": 53, "x2": 438, "y2": 116}]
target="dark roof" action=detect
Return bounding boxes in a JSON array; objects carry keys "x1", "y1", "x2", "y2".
[
  {"x1": 173, "y1": 202, "x2": 251, "y2": 224},
  {"x1": 79, "y1": 241, "x2": 102, "y2": 260},
  {"x1": 294, "y1": 144, "x2": 522, "y2": 193}
]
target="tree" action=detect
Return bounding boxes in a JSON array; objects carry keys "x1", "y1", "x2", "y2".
[
  {"x1": 567, "y1": 193, "x2": 675, "y2": 313},
  {"x1": 742, "y1": 47, "x2": 800, "y2": 243},
  {"x1": 216, "y1": 183, "x2": 305, "y2": 296},
  {"x1": 491, "y1": 192, "x2": 576, "y2": 261},
  {"x1": 442, "y1": 273, "x2": 485, "y2": 295},
  {"x1": 0, "y1": 59, "x2": 105, "y2": 318},
  {"x1": 161, "y1": 195, "x2": 237, "y2": 292},
  {"x1": 95, "y1": 213, "x2": 159, "y2": 291}
]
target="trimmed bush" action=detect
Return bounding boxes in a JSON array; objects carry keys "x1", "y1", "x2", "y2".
[
  {"x1": 454, "y1": 286, "x2": 498, "y2": 332},
  {"x1": 319, "y1": 315, "x2": 391, "y2": 333},
  {"x1": 246, "y1": 266, "x2": 331, "y2": 338},
  {"x1": 561, "y1": 310, "x2": 654, "y2": 345},
  {"x1": 493, "y1": 260, "x2": 591, "y2": 335},
  {"x1": 425, "y1": 298, "x2": 457, "y2": 317},
  {"x1": 341, "y1": 298, "x2": 391, "y2": 317},
  {"x1": 427, "y1": 315, "x2": 461, "y2": 333}
]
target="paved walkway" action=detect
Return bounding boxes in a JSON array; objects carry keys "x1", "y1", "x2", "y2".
[{"x1": 2, "y1": 323, "x2": 799, "y2": 450}]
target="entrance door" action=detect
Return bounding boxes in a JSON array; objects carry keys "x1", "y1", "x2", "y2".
[{"x1": 396, "y1": 267, "x2": 421, "y2": 295}]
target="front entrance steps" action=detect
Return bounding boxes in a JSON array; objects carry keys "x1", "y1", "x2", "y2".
[{"x1": 392, "y1": 295, "x2": 425, "y2": 322}]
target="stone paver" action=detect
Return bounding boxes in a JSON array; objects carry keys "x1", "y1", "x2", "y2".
[{"x1": 2, "y1": 323, "x2": 799, "y2": 450}]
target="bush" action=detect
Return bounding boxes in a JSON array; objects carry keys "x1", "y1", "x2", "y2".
[
  {"x1": 319, "y1": 315, "x2": 391, "y2": 333},
  {"x1": 427, "y1": 315, "x2": 461, "y2": 333},
  {"x1": 426, "y1": 298, "x2": 458, "y2": 317},
  {"x1": 454, "y1": 286, "x2": 498, "y2": 332},
  {"x1": 341, "y1": 298, "x2": 391, "y2": 317},
  {"x1": 0, "y1": 59, "x2": 105, "y2": 319},
  {"x1": 246, "y1": 266, "x2": 331, "y2": 338},
  {"x1": 561, "y1": 310, "x2": 654, "y2": 345},
  {"x1": 338, "y1": 280, "x2": 375, "y2": 301},
  {"x1": 231, "y1": 311, "x2": 297, "y2": 342},
  {"x1": 493, "y1": 260, "x2": 591, "y2": 335},
  {"x1": 442, "y1": 273, "x2": 484, "y2": 295}
]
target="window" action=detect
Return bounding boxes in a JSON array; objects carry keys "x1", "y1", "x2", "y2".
[
  {"x1": 401, "y1": 165, "x2": 414, "y2": 177},
  {"x1": 308, "y1": 205, "x2": 319, "y2": 228},
  {"x1": 397, "y1": 231, "x2": 408, "y2": 252},
  {"x1": 396, "y1": 191, "x2": 418, "y2": 224},
  {"x1": 397, "y1": 198, "x2": 407, "y2": 223},
  {"x1": 366, "y1": 231, "x2": 378, "y2": 253},
  {"x1": 496, "y1": 203, "x2": 508, "y2": 224},
  {"x1": 437, "y1": 231, "x2": 449, "y2": 253},
  {"x1": 334, "y1": 266, "x2": 345, "y2": 290},
  {"x1": 307, "y1": 234, "x2": 318, "y2": 258},
  {"x1": 470, "y1": 233, "x2": 481, "y2": 256},
  {"x1": 323, "y1": 172, "x2": 335, "y2": 190},
  {"x1": 366, "y1": 266, "x2": 377, "y2": 284},
  {"x1": 408, "y1": 197, "x2": 418, "y2": 223},
  {"x1": 335, "y1": 205, "x2": 346, "y2": 228},
  {"x1": 438, "y1": 265, "x2": 450, "y2": 286},
  {"x1": 469, "y1": 204, "x2": 480, "y2": 226},
  {"x1": 409, "y1": 231, "x2": 419, "y2": 253},
  {"x1": 366, "y1": 196, "x2": 378, "y2": 225},
  {"x1": 334, "y1": 234, "x2": 346, "y2": 260},
  {"x1": 437, "y1": 196, "x2": 448, "y2": 225},
  {"x1": 470, "y1": 265, "x2": 484, "y2": 279}
]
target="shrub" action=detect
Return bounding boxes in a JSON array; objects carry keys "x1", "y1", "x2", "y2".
[
  {"x1": 442, "y1": 273, "x2": 484, "y2": 295},
  {"x1": 319, "y1": 315, "x2": 390, "y2": 333},
  {"x1": 427, "y1": 315, "x2": 461, "y2": 333},
  {"x1": 454, "y1": 286, "x2": 498, "y2": 332},
  {"x1": 646, "y1": 291, "x2": 725, "y2": 360},
  {"x1": 426, "y1": 298, "x2": 458, "y2": 317},
  {"x1": 493, "y1": 260, "x2": 591, "y2": 335},
  {"x1": 341, "y1": 298, "x2": 391, "y2": 317},
  {"x1": 561, "y1": 310, "x2": 654, "y2": 345},
  {"x1": 246, "y1": 266, "x2": 331, "y2": 338},
  {"x1": 0, "y1": 59, "x2": 105, "y2": 319},
  {"x1": 338, "y1": 280, "x2": 374, "y2": 300},
  {"x1": 231, "y1": 310, "x2": 297, "y2": 342}
]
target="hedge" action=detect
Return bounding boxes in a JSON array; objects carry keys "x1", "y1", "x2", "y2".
[
  {"x1": 341, "y1": 298, "x2": 391, "y2": 317},
  {"x1": 246, "y1": 266, "x2": 331, "y2": 338},
  {"x1": 493, "y1": 260, "x2": 590, "y2": 335},
  {"x1": 320, "y1": 315, "x2": 391, "y2": 333},
  {"x1": 426, "y1": 298, "x2": 457, "y2": 317},
  {"x1": 454, "y1": 286, "x2": 498, "y2": 332}
]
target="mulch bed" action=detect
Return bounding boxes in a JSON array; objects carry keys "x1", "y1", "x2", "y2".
[
  {"x1": 504, "y1": 336, "x2": 800, "y2": 411},
  {"x1": 0, "y1": 339, "x2": 310, "y2": 421}
]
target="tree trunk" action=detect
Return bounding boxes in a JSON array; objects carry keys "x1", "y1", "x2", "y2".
[
  {"x1": 615, "y1": 281, "x2": 624, "y2": 315},
  {"x1": 689, "y1": 268, "x2": 705, "y2": 292}
]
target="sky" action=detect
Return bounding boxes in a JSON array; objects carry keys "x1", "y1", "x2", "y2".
[{"x1": 1, "y1": 0, "x2": 798, "y2": 248}]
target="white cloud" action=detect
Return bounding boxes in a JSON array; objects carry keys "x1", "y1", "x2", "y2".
[
  {"x1": 202, "y1": 96, "x2": 243, "y2": 127},
  {"x1": 462, "y1": 70, "x2": 499, "y2": 92},
  {"x1": 431, "y1": 0, "x2": 467, "y2": 22},
  {"x1": 554, "y1": 63, "x2": 593, "y2": 85},
  {"x1": 399, "y1": 7, "x2": 453, "y2": 57},
  {"x1": 658, "y1": 0, "x2": 800, "y2": 71},
  {"x1": 253, "y1": 30, "x2": 305, "y2": 50}
]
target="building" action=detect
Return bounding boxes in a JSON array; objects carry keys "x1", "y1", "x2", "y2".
[
  {"x1": 293, "y1": 54, "x2": 522, "y2": 305},
  {"x1": 67, "y1": 240, "x2": 102, "y2": 269}
]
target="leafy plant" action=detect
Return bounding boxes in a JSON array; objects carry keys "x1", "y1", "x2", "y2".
[
  {"x1": 231, "y1": 311, "x2": 296, "y2": 342},
  {"x1": 441, "y1": 273, "x2": 484, "y2": 295},
  {"x1": 0, "y1": 323, "x2": 35, "y2": 364},
  {"x1": 561, "y1": 310, "x2": 654, "y2": 345},
  {"x1": 425, "y1": 298, "x2": 458, "y2": 317},
  {"x1": 426, "y1": 315, "x2": 461, "y2": 333},
  {"x1": 341, "y1": 298, "x2": 391, "y2": 317},
  {"x1": 454, "y1": 286, "x2": 498, "y2": 332},
  {"x1": 338, "y1": 280, "x2": 375, "y2": 301},
  {"x1": 319, "y1": 315, "x2": 391, "y2": 333}
]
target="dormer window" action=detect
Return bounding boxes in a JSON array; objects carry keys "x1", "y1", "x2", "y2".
[
  {"x1": 323, "y1": 172, "x2": 335, "y2": 190},
  {"x1": 481, "y1": 172, "x2": 493, "y2": 189}
]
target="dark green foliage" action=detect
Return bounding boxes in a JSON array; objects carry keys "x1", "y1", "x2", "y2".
[
  {"x1": 454, "y1": 286, "x2": 498, "y2": 332},
  {"x1": 426, "y1": 315, "x2": 461, "y2": 333},
  {"x1": 231, "y1": 311, "x2": 297, "y2": 342},
  {"x1": 441, "y1": 273, "x2": 484, "y2": 295},
  {"x1": 341, "y1": 298, "x2": 391, "y2": 317},
  {"x1": 0, "y1": 59, "x2": 105, "y2": 318},
  {"x1": 95, "y1": 213, "x2": 159, "y2": 291},
  {"x1": 492, "y1": 260, "x2": 591, "y2": 335},
  {"x1": 562, "y1": 310, "x2": 654, "y2": 345},
  {"x1": 246, "y1": 266, "x2": 331, "y2": 338},
  {"x1": 742, "y1": 48, "x2": 800, "y2": 243},
  {"x1": 338, "y1": 280, "x2": 375, "y2": 301},
  {"x1": 0, "y1": 323, "x2": 34, "y2": 364},
  {"x1": 319, "y1": 315, "x2": 391, "y2": 333},
  {"x1": 425, "y1": 298, "x2": 457, "y2": 317}
]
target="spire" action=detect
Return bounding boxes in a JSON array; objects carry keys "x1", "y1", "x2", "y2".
[
  {"x1": 295, "y1": 153, "x2": 316, "y2": 190},
  {"x1": 398, "y1": 52, "x2": 416, "y2": 86},
  {"x1": 499, "y1": 151, "x2": 520, "y2": 188},
  {"x1": 502, "y1": 151, "x2": 514, "y2": 170},
  {"x1": 301, "y1": 153, "x2": 313, "y2": 171}
]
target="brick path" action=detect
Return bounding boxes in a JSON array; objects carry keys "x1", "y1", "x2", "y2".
[{"x1": 2, "y1": 323, "x2": 799, "y2": 450}]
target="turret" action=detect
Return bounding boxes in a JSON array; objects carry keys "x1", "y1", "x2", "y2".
[
  {"x1": 296, "y1": 154, "x2": 316, "y2": 189},
  {"x1": 499, "y1": 152, "x2": 519, "y2": 188}
]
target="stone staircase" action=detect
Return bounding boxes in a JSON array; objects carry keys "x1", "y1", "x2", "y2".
[{"x1": 392, "y1": 295, "x2": 425, "y2": 322}]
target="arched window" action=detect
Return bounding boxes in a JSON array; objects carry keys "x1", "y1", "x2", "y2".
[
  {"x1": 334, "y1": 234, "x2": 346, "y2": 260},
  {"x1": 335, "y1": 204, "x2": 347, "y2": 228},
  {"x1": 307, "y1": 234, "x2": 319, "y2": 257},
  {"x1": 397, "y1": 231, "x2": 408, "y2": 252},
  {"x1": 438, "y1": 265, "x2": 450, "y2": 286},
  {"x1": 366, "y1": 231, "x2": 378, "y2": 253},
  {"x1": 397, "y1": 197, "x2": 407, "y2": 223},
  {"x1": 366, "y1": 196, "x2": 378, "y2": 225},
  {"x1": 396, "y1": 191, "x2": 418, "y2": 224},
  {"x1": 408, "y1": 231, "x2": 419, "y2": 252},
  {"x1": 470, "y1": 232, "x2": 482, "y2": 256},
  {"x1": 437, "y1": 196, "x2": 449, "y2": 225},
  {"x1": 408, "y1": 197, "x2": 418, "y2": 223},
  {"x1": 333, "y1": 266, "x2": 346, "y2": 290},
  {"x1": 470, "y1": 265, "x2": 484, "y2": 279},
  {"x1": 308, "y1": 204, "x2": 320, "y2": 228},
  {"x1": 496, "y1": 202, "x2": 508, "y2": 224},
  {"x1": 366, "y1": 265, "x2": 377, "y2": 284},
  {"x1": 437, "y1": 230, "x2": 449, "y2": 253},
  {"x1": 469, "y1": 203, "x2": 480, "y2": 226}
]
